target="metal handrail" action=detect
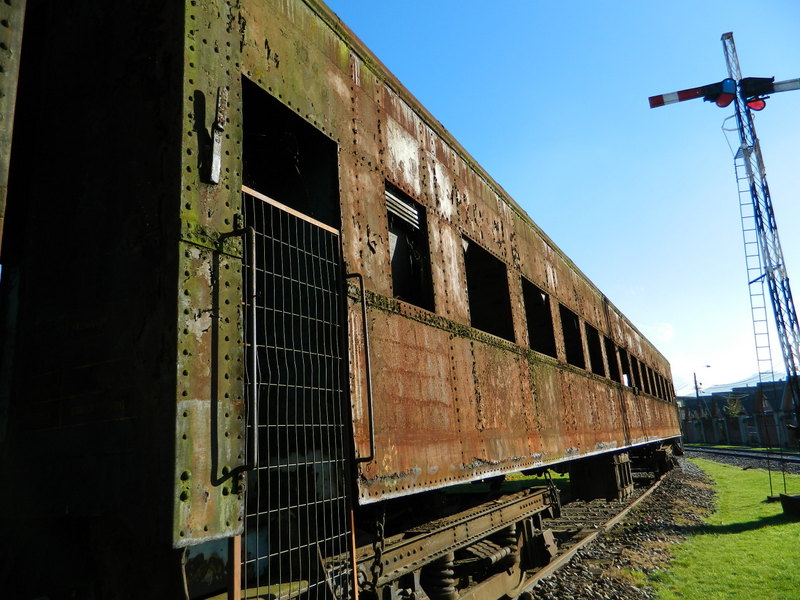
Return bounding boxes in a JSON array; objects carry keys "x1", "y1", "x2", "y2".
[
  {"x1": 346, "y1": 272, "x2": 375, "y2": 463},
  {"x1": 219, "y1": 226, "x2": 258, "y2": 473}
]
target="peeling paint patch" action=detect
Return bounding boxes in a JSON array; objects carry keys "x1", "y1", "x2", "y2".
[
  {"x1": 434, "y1": 162, "x2": 454, "y2": 219},
  {"x1": 186, "y1": 310, "x2": 213, "y2": 342},
  {"x1": 595, "y1": 441, "x2": 619, "y2": 451},
  {"x1": 328, "y1": 69, "x2": 350, "y2": 103},
  {"x1": 359, "y1": 466, "x2": 421, "y2": 489},
  {"x1": 385, "y1": 117, "x2": 420, "y2": 197}
]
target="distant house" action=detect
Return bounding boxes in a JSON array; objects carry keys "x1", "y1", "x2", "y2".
[{"x1": 678, "y1": 378, "x2": 797, "y2": 447}]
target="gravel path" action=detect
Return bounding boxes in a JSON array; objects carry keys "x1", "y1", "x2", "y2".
[
  {"x1": 527, "y1": 459, "x2": 716, "y2": 600},
  {"x1": 685, "y1": 448, "x2": 800, "y2": 475}
]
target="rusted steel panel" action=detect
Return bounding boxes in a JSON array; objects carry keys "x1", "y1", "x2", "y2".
[
  {"x1": 427, "y1": 217, "x2": 471, "y2": 323},
  {"x1": 353, "y1": 290, "x2": 679, "y2": 503},
  {"x1": 469, "y1": 343, "x2": 533, "y2": 462},
  {"x1": 174, "y1": 0, "x2": 246, "y2": 546},
  {"x1": 0, "y1": 0, "x2": 26, "y2": 250},
  {"x1": 348, "y1": 295, "x2": 371, "y2": 461},
  {"x1": 349, "y1": 65, "x2": 385, "y2": 175},
  {"x1": 233, "y1": 0, "x2": 681, "y2": 506},
  {"x1": 338, "y1": 152, "x2": 392, "y2": 292},
  {"x1": 356, "y1": 308, "x2": 464, "y2": 502},
  {"x1": 351, "y1": 294, "x2": 667, "y2": 501},
  {"x1": 242, "y1": 0, "x2": 353, "y2": 145},
  {"x1": 528, "y1": 358, "x2": 566, "y2": 457},
  {"x1": 174, "y1": 243, "x2": 245, "y2": 547},
  {"x1": 508, "y1": 272, "x2": 528, "y2": 348}
]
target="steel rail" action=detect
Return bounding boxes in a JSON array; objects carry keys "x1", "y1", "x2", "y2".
[
  {"x1": 687, "y1": 445, "x2": 800, "y2": 464},
  {"x1": 517, "y1": 474, "x2": 668, "y2": 596}
]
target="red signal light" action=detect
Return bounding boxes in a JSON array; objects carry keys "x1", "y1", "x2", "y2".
[
  {"x1": 716, "y1": 93, "x2": 735, "y2": 108},
  {"x1": 702, "y1": 78, "x2": 737, "y2": 108},
  {"x1": 746, "y1": 98, "x2": 766, "y2": 111}
]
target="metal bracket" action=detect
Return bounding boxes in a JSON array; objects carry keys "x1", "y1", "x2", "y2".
[{"x1": 210, "y1": 86, "x2": 228, "y2": 184}]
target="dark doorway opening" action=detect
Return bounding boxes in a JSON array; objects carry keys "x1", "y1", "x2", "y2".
[{"x1": 242, "y1": 76, "x2": 340, "y2": 230}]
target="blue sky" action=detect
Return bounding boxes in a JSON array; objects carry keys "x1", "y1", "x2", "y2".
[{"x1": 325, "y1": 0, "x2": 800, "y2": 395}]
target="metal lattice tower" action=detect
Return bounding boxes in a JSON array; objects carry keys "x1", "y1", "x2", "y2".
[
  {"x1": 648, "y1": 33, "x2": 800, "y2": 425},
  {"x1": 732, "y1": 138, "x2": 777, "y2": 390},
  {"x1": 721, "y1": 32, "x2": 800, "y2": 423}
]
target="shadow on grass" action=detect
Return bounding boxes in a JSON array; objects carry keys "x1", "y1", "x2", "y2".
[
  {"x1": 691, "y1": 512, "x2": 798, "y2": 535},
  {"x1": 614, "y1": 512, "x2": 799, "y2": 542}
]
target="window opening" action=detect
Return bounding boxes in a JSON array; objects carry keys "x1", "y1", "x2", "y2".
[
  {"x1": 585, "y1": 323, "x2": 605, "y2": 376},
  {"x1": 521, "y1": 278, "x2": 557, "y2": 358},
  {"x1": 242, "y1": 76, "x2": 340, "y2": 230},
  {"x1": 630, "y1": 356, "x2": 641, "y2": 389},
  {"x1": 559, "y1": 305, "x2": 585, "y2": 369},
  {"x1": 604, "y1": 337, "x2": 621, "y2": 383},
  {"x1": 645, "y1": 366, "x2": 655, "y2": 396},
  {"x1": 619, "y1": 348, "x2": 632, "y2": 387},
  {"x1": 386, "y1": 183, "x2": 434, "y2": 311},
  {"x1": 463, "y1": 238, "x2": 515, "y2": 342}
]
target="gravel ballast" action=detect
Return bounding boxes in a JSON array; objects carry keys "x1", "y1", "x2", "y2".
[
  {"x1": 527, "y1": 458, "x2": 716, "y2": 600},
  {"x1": 685, "y1": 447, "x2": 800, "y2": 475}
]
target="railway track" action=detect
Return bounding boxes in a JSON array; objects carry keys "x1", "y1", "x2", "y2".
[
  {"x1": 353, "y1": 474, "x2": 668, "y2": 600},
  {"x1": 687, "y1": 445, "x2": 800, "y2": 464},
  {"x1": 517, "y1": 474, "x2": 666, "y2": 594}
]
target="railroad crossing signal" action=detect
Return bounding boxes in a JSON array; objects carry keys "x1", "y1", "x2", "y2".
[
  {"x1": 648, "y1": 32, "x2": 800, "y2": 434},
  {"x1": 649, "y1": 74, "x2": 800, "y2": 111},
  {"x1": 647, "y1": 78, "x2": 735, "y2": 108}
]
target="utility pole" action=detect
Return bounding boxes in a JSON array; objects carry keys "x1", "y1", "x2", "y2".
[
  {"x1": 649, "y1": 32, "x2": 800, "y2": 428},
  {"x1": 694, "y1": 372, "x2": 707, "y2": 443}
]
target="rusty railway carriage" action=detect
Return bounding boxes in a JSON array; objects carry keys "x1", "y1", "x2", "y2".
[{"x1": 0, "y1": 1, "x2": 680, "y2": 598}]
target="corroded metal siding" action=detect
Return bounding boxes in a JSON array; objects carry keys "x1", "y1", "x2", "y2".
[
  {"x1": 238, "y1": 0, "x2": 679, "y2": 505},
  {"x1": 352, "y1": 300, "x2": 677, "y2": 502},
  {"x1": 173, "y1": 0, "x2": 247, "y2": 546},
  {"x1": 0, "y1": 0, "x2": 25, "y2": 250}
]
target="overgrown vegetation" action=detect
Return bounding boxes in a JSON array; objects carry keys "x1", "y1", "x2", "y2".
[{"x1": 654, "y1": 458, "x2": 800, "y2": 600}]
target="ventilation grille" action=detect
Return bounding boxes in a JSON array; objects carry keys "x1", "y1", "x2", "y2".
[{"x1": 385, "y1": 188, "x2": 420, "y2": 229}]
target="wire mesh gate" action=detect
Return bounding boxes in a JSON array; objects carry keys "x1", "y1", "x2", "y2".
[{"x1": 241, "y1": 187, "x2": 353, "y2": 600}]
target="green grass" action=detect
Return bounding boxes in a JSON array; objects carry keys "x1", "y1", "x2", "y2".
[
  {"x1": 654, "y1": 458, "x2": 800, "y2": 600},
  {"x1": 444, "y1": 470, "x2": 570, "y2": 495}
]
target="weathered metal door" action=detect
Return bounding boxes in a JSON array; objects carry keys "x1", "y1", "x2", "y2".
[{"x1": 241, "y1": 186, "x2": 352, "y2": 599}]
